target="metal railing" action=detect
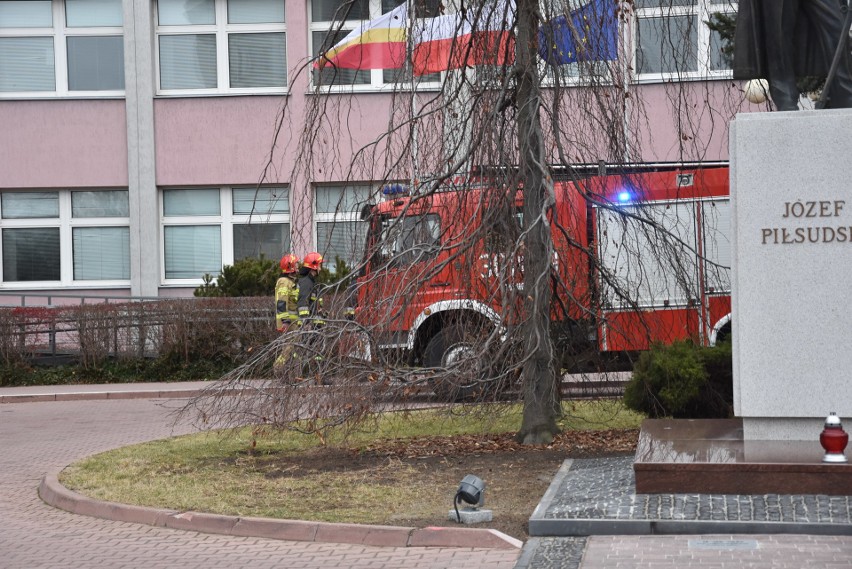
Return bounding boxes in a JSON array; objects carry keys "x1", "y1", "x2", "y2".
[
  {"x1": 0, "y1": 291, "x2": 163, "y2": 307},
  {"x1": 0, "y1": 294, "x2": 274, "y2": 362}
]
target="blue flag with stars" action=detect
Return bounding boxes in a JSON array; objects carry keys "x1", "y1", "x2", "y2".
[{"x1": 538, "y1": 0, "x2": 618, "y2": 66}]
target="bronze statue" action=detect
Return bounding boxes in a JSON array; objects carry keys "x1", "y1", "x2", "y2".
[{"x1": 733, "y1": 0, "x2": 852, "y2": 111}]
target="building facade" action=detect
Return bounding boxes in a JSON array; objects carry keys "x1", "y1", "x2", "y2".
[{"x1": 0, "y1": 0, "x2": 747, "y2": 299}]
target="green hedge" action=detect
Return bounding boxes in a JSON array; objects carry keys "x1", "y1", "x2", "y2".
[
  {"x1": 195, "y1": 256, "x2": 279, "y2": 298},
  {"x1": 623, "y1": 339, "x2": 733, "y2": 419}
]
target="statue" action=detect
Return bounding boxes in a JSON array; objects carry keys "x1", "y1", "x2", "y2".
[{"x1": 733, "y1": 0, "x2": 852, "y2": 111}]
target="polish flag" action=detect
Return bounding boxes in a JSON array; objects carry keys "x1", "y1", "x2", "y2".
[
  {"x1": 315, "y1": 3, "x2": 408, "y2": 71},
  {"x1": 411, "y1": 0, "x2": 516, "y2": 76}
]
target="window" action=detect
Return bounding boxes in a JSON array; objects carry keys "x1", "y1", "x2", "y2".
[
  {"x1": 161, "y1": 186, "x2": 290, "y2": 282},
  {"x1": 0, "y1": 0, "x2": 124, "y2": 97},
  {"x1": 376, "y1": 213, "x2": 441, "y2": 268},
  {"x1": 155, "y1": 0, "x2": 286, "y2": 94},
  {"x1": 311, "y1": 0, "x2": 441, "y2": 88},
  {"x1": 232, "y1": 187, "x2": 290, "y2": 260},
  {"x1": 0, "y1": 189, "x2": 129, "y2": 285},
  {"x1": 314, "y1": 184, "x2": 374, "y2": 269},
  {"x1": 634, "y1": 0, "x2": 733, "y2": 81}
]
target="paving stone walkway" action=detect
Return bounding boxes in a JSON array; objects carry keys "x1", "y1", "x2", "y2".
[
  {"x1": 0, "y1": 393, "x2": 518, "y2": 569},
  {"x1": 519, "y1": 456, "x2": 852, "y2": 568},
  {"x1": 532, "y1": 457, "x2": 852, "y2": 534},
  {"x1": 5, "y1": 383, "x2": 852, "y2": 569}
]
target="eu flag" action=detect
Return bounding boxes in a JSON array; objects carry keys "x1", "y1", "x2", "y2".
[{"x1": 538, "y1": 0, "x2": 618, "y2": 66}]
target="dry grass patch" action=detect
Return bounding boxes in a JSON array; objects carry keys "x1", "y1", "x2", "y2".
[{"x1": 61, "y1": 400, "x2": 643, "y2": 538}]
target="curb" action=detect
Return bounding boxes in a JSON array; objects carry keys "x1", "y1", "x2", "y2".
[
  {"x1": 0, "y1": 388, "x2": 204, "y2": 404},
  {"x1": 39, "y1": 469, "x2": 522, "y2": 550}
]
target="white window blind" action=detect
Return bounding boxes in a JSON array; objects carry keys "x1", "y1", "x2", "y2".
[
  {"x1": 73, "y1": 226, "x2": 130, "y2": 280},
  {"x1": 156, "y1": 0, "x2": 287, "y2": 94},
  {"x1": 317, "y1": 221, "x2": 368, "y2": 267},
  {"x1": 229, "y1": 32, "x2": 286, "y2": 88},
  {"x1": 0, "y1": 37, "x2": 55, "y2": 92},
  {"x1": 164, "y1": 225, "x2": 222, "y2": 279},
  {"x1": 159, "y1": 34, "x2": 217, "y2": 89}
]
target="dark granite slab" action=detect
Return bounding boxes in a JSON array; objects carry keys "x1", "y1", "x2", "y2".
[{"x1": 634, "y1": 419, "x2": 852, "y2": 495}]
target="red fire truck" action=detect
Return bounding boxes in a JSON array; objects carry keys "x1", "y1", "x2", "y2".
[{"x1": 354, "y1": 165, "x2": 731, "y2": 381}]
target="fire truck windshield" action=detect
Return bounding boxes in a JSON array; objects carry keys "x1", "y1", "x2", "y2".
[{"x1": 373, "y1": 213, "x2": 441, "y2": 268}]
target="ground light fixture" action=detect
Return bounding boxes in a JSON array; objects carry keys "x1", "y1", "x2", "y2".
[
  {"x1": 820, "y1": 413, "x2": 849, "y2": 463},
  {"x1": 453, "y1": 475, "x2": 486, "y2": 523}
]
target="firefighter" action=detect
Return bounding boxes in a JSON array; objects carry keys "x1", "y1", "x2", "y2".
[
  {"x1": 295, "y1": 252, "x2": 330, "y2": 383},
  {"x1": 297, "y1": 252, "x2": 324, "y2": 325},
  {"x1": 274, "y1": 253, "x2": 300, "y2": 332}
]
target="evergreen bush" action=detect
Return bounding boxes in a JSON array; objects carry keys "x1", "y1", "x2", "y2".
[
  {"x1": 194, "y1": 256, "x2": 279, "y2": 298},
  {"x1": 623, "y1": 339, "x2": 733, "y2": 419},
  {"x1": 316, "y1": 257, "x2": 353, "y2": 287}
]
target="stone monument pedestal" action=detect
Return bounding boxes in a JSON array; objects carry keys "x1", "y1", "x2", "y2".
[
  {"x1": 633, "y1": 109, "x2": 852, "y2": 496},
  {"x1": 731, "y1": 109, "x2": 852, "y2": 440}
]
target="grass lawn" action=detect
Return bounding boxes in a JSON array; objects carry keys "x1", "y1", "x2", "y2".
[{"x1": 60, "y1": 400, "x2": 643, "y2": 539}]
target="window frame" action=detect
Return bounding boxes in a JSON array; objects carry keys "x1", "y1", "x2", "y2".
[
  {"x1": 160, "y1": 185, "x2": 291, "y2": 286},
  {"x1": 153, "y1": 0, "x2": 288, "y2": 96},
  {"x1": 313, "y1": 183, "x2": 378, "y2": 271},
  {"x1": 0, "y1": 189, "x2": 131, "y2": 287},
  {"x1": 632, "y1": 0, "x2": 735, "y2": 84},
  {"x1": 0, "y1": 0, "x2": 124, "y2": 99}
]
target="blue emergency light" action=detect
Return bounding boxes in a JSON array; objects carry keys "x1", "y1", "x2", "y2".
[
  {"x1": 617, "y1": 190, "x2": 632, "y2": 203},
  {"x1": 382, "y1": 184, "x2": 409, "y2": 197}
]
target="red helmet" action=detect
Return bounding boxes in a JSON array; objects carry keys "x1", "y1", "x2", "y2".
[
  {"x1": 303, "y1": 252, "x2": 324, "y2": 271},
  {"x1": 279, "y1": 253, "x2": 299, "y2": 273}
]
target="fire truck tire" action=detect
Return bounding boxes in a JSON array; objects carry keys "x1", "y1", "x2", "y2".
[{"x1": 423, "y1": 325, "x2": 484, "y2": 400}]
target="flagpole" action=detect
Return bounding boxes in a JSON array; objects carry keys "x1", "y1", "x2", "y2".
[
  {"x1": 409, "y1": 0, "x2": 419, "y2": 191},
  {"x1": 620, "y1": 0, "x2": 632, "y2": 163}
]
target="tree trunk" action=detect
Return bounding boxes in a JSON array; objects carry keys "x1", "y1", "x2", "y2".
[{"x1": 514, "y1": 0, "x2": 561, "y2": 445}]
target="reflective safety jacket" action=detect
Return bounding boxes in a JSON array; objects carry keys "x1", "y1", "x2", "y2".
[
  {"x1": 275, "y1": 275, "x2": 299, "y2": 331},
  {"x1": 297, "y1": 270, "x2": 322, "y2": 322}
]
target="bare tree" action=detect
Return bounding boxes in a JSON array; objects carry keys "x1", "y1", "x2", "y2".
[
  {"x1": 180, "y1": 0, "x2": 749, "y2": 443},
  {"x1": 514, "y1": 0, "x2": 560, "y2": 443}
]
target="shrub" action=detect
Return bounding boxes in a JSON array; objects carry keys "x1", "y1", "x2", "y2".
[
  {"x1": 195, "y1": 256, "x2": 279, "y2": 298},
  {"x1": 317, "y1": 257, "x2": 353, "y2": 288},
  {"x1": 623, "y1": 339, "x2": 733, "y2": 419}
]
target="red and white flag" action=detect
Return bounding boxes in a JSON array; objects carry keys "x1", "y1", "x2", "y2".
[
  {"x1": 314, "y1": 3, "x2": 408, "y2": 71},
  {"x1": 411, "y1": 0, "x2": 516, "y2": 76}
]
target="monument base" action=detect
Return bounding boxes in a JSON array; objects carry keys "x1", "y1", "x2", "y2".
[
  {"x1": 742, "y1": 417, "x2": 825, "y2": 441},
  {"x1": 634, "y1": 419, "x2": 852, "y2": 495}
]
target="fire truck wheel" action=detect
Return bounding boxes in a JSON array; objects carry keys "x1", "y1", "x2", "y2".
[{"x1": 424, "y1": 325, "x2": 485, "y2": 401}]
